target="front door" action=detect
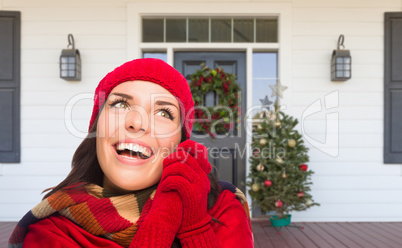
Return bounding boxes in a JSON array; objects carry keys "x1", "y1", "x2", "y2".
[{"x1": 174, "y1": 52, "x2": 247, "y2": 192}]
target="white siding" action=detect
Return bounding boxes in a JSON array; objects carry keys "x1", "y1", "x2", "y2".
[{"x1": 0, "y1": 0, "x2": 402, "y2": 222}]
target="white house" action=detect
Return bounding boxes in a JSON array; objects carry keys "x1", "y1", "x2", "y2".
[{"x1": 0, "y1": 0, "x2": 401, "y2": 222}]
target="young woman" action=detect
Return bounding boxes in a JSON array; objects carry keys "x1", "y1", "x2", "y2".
[{"x1": 9, "y1": 58, "x2": 253, "y2": 248}]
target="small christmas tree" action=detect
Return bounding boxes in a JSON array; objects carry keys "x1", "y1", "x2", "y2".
[{"x1": 247, "y1": 82, "x2": 318, "y2": 219}]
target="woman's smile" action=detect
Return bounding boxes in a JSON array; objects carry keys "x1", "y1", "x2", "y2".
[{"x1": 113, "y1": 138, "x2": 154, "y2": 165}]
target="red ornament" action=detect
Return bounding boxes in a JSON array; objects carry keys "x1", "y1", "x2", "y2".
[
  {"x1": 297, "y1": 191, "x2": 304, "y2": 198},
  {"x1": 275, "y1": 200, "x2": 283, "y2": 208},
  {"x1": 300, "y1": 164, "x2": 308, "y2": 171},
  {"x1": 264, "y1": 180, "x2": 272, "y2": 187}
]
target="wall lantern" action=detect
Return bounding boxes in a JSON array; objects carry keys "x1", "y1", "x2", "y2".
[
  {"x1": 60, "y1": 34, "x2": 81, "y2": 81},
  {"x1": 331, "y1": 34, "x2": 351, "y2": 81}
]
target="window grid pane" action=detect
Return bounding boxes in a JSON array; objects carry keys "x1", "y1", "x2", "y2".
[
  {"x1": 256, "y1": 19, "x2": 278, "y2": 43},
  {"x1": 189, "y1": 19, "x2": 209, "y2": 42},
  {"x1": 142, "y1": 19, "x2": 164, "y2": 42},
  {"x1": 166, "y1": 19, "x2": 186, "y2": 42},
  {"x1": 234, "y1": 19, "x2": 254, "y2": 42},
  {"x1": 211, "y1": 19, "x2": 231, "y2": 42}
]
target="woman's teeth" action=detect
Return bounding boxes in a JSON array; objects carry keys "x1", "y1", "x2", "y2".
[{"x1": 116, "y1": 143, "x2": 152, "y2": 159}]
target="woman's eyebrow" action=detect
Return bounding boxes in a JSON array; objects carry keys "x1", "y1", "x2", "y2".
[
  {"x1": 155, "y1": 100, "x2": 179, "y2": 110},
  {"x1": 109, "y1": 92, "x2": 133, "y2": 100}
]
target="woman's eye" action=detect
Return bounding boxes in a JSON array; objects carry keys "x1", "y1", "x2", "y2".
[
  {"x1": 113, "y1": 102, "x2": 129, "y2": 109},
  {"x1": 156, "y1": 110, "x2": 172, "y2": 119}
]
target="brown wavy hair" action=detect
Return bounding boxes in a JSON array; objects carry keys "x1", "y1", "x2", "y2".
[{"x1": 43, "y1": 104, "x2": 221, "y2": 210}]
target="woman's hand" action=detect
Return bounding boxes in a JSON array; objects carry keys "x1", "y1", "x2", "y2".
[{"x1": 161, "y1": 140, "x2": 219, "y2": 246}]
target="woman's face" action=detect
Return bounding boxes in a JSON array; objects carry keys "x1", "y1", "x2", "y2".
[{"x1": 96, "y1": 80, "x2": 182, "y2": 193}]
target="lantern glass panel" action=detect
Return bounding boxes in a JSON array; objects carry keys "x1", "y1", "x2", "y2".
[
  {"x1": 344, "y1": 57, "x2": 351, "y2": 64},
  {"x1": 61, "y1": 71, "x2": 68, "y2": 77},
  {"x1": 344, "y1": 71, "x2": 350, "y2": 77},
  {"x1": 336, "y1": 57, "x2": 343, "y2": 63},
  {"x1": 336, "y1": 71, "x2": 343, "y2": 77}
]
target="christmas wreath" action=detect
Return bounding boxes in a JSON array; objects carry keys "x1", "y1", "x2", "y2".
[{"x1": 190, "y1": 64, "x2": 241, "y2": 139}]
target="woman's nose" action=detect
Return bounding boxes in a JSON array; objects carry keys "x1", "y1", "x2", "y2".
[{"x1": 124, "y1": 106, "x2": 149, "y2": 134}]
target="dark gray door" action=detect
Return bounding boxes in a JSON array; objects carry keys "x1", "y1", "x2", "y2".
[
  {"x1": 0, "y1": 11, "x2": 20, "y2": 163},
  {"x1": 174, "y1": 52, "x2": 247, "y2": 192},
  {"x1": 384, "y1": 12, "x2": 402, "y2": 163}
]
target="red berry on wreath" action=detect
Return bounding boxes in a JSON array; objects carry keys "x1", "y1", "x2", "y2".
[
  {"x1": 264, "y1": 180, "x2": 272, "y2": 187},
  {"x1": 300, "y1": 164, "x2": 308, "y2": 171}
]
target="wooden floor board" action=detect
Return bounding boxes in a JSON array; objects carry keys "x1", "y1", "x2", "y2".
[
  {"x1": 308, "y1": 223, "x2": 348, "y2": 248},
  {"x1": 286, "y1": 223, "x2": 319, "y2": 248},
  {"x1": 343, "y1": 222, "x2": 388, "y2": 248},
  {"x1": 298, "y1": 222, "x2": 333, "y2": 248},
  {"x1": 334, "y1": 222, "x2": 378, "y2": 248},
  {"x1": 359, "y1": 222, "x2": 402, "y2": 247}
]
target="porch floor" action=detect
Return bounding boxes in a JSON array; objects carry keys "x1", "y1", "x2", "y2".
[{"x1": 2, "y1": 220, "x2": 402, "y2": 247}]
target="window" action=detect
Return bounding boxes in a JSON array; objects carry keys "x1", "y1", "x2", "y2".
[{"x1": 142, "y1": 17, "x2": 278, "y2": 43}]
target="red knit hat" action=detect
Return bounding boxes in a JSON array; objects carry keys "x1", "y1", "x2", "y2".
[{"x1": 88, "y1": 58, "x2": 194, "y2": 139}]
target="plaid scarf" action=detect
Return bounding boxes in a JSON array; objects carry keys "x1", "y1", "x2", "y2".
[
  {"x1": 9, "y1": 181, "x2": 251, "y2": 248},
  {"x1": 8, "y1": 183, "x2": 163, "y2": 248}
]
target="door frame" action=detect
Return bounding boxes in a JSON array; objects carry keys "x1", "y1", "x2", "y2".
[{"x1": 126, "y1": 1, "x2": 293, "y2": 213}]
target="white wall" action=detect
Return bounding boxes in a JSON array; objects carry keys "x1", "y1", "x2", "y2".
[{"x1": 1, "y1": 0, "x2": 402, "y2": 222}]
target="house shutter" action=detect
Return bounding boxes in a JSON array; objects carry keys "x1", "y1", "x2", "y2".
[
  {"x1": 0, "y1": 11, "x2": 20, "y2": 163},
  {"x1": 384, "y1": 12, "x2": 402, "y2": 163}
]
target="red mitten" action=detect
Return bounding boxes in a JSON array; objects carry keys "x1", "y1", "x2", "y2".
[
  {"x1": 161, "y1": 140, "x2": 219, "y2": 247},
  {"x1": 130, "y1": 183, "x2": 183, "y2": 247}
]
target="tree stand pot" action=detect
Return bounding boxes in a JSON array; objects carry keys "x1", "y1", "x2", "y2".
[{"x1": 270, "y1": 214, "x2": 291, "y2": 227}]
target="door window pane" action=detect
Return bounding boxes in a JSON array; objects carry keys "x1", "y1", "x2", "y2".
[
  {"x1": 166, "y1": 19, "x2": 186, "y2": 42},
  {"x1": 143, "y1": 19, "x2": 164, "y2": 42},
  {"x1": 256, "y1": 19, "x2": 278, "y2": 43},
  {"x1": 234, "y1": 19, "x2": 254, "y2": 42},
  {"x1": 211, "y1": 19, "x2": 231, "y2": 42},
  {"x1": 189, "y1": 19, "x2": 209, "y2": 42}
]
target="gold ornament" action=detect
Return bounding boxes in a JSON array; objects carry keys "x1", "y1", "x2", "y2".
[
  {"x1": 276, "y1": 157, "x2": 283, "y2": 164},
  {"x1": 257, "y1": 124, "x2": 263, "y2": 130},
  {"x1": 282, "y1": 171, "x2": 287, "y2": 178},
  {"x1": 288, "y1": 139, "x2": 296, "y2": 148},
  {"x1": 256, "y1": 163, "x2": 264, "y2": 172},
  {"x1": 305, "y1": 199, "x2": 313, "y2": 206},
  {"x1": 251, "y1": 183, "x2": 260, "y2": 192},
  {"x1": 274, "y1": 120, "x2": 281, "y2": 128},
  {"x1": 259, "y1": 138, "x2": 267, "y2": 146}
]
